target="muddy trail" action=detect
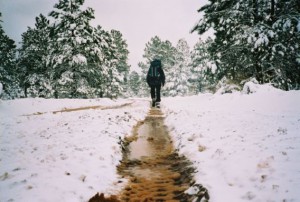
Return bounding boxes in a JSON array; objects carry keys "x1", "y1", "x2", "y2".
[{"x1": 89, "y1": 108, "x2": 209, "y2": 202}]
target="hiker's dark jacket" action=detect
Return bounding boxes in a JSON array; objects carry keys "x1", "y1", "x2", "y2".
[{"x1": 146, "y1": 60, "x2": 165, "y2": 87}]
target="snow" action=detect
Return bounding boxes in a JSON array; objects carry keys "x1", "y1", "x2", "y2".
[
  {"x1": 0, "y1": 98, "x2": 148, "y2": 202},
  {"x1": 283, "y1": 20, "x2": 291, "y2": 31},
  {"x1": 1, "y1": 83, "x2": 300, "y2": 202},
  {"x1": 254, "y1": 33, "x2": 269, "y2": 48},
  {"x1": 162, "y1": 83, "x2": 300, "y2": 202},
  {"x1": 72, "y1": 54, "x2": 87, "y2": 65},
  {"x1": 58, "y1": 71, "x2": 74, "y2": 85}
]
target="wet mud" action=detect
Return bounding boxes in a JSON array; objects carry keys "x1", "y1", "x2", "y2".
[{"x1": 89, "y1": 108, "x2": 209, "y2": 202}]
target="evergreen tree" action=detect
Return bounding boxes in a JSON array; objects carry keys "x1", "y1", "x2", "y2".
[
  {"x1": 4, "y1": 0, "x2": 130, "y2": 99},
  {"x1": 266, "y1": 0, "x2": 300, "y2": 89},
  {"x1": 0, "y1": 13, "x2": 20, "y2": 98},
  {"x1": 46, "y1": 0, "x2": 129, "y2": 98},
  {"x1": 48, "y1": 0, "x2": 107, "y2": 98},
  {"x1": 192, "y1": 0, "x2": 257, "y2": 83},
  {"x1": 166, "y1": 39, "x2": 191, "y2": 96},
  {"x1": 110, "y1": 30, "x2": 130, "y2": 79},
  {"x1": 139, "y1": 36, "x2": 176, "y2": 96},
  {"x1": 102, "y1": 60, "x2": 123, "y2": 98},
  {"x1": 128, "y1": 71, "x2": 141, "y2": 97},
  {"x1": 109, "y1": 30, "x2": 130, "y2": 97},
  {"x1": 19, "y1": 14, "x2": 52, "y2": 97},
  {"x1": 91, "y1": 25, "x2": 114, "y2": 98},
  {"x1": 190, "y1": 38, "x2": 217, "y2": 93},
  {"x1": 193, "y1": 0, "x2": 300, "y2": 90},
  {"x1": 140, "y1": 36, "x2": 176, "y2": 73}
]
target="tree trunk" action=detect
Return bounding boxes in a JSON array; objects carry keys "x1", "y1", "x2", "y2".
[
  {"x1": 252, "y1": 0, "x2": 258, "y2": 24},
  {"x1": 270, "y1": 0, "x2": 275, "y2": 23},
  {"x1": 252, "y1": 0, "x2": 262, "y2": 83}
]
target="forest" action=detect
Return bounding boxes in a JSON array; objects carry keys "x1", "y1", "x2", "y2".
[{"x1": 0, "y1": 0, "x2": 299, "y2": 99}]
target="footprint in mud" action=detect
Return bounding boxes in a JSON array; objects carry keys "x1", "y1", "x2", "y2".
[{"x1": 89, "y1": 108, "x2": 209, "y2": 202}]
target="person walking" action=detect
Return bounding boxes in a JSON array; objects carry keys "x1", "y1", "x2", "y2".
[{"x1": 146, "y1": 59, "x2": 165, "y2": 108}]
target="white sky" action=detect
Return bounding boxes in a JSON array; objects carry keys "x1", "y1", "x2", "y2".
[{"x1": 0, "y1": 0, "x2": 212, "y2": 71}]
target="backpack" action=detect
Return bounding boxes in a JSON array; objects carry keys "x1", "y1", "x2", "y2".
[{"x1": 147, "y1": 60, "x2": 161, "y2": 86}]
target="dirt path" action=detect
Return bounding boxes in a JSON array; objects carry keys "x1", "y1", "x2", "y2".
[{"x1": 89, "y1": 108, "x2": 209, "y2": 202}]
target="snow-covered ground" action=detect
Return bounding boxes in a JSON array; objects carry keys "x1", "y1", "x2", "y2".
[
  {"x1": 1, "y1": 83, "x2": 300, "y2": 202},
  {"x1": 0, "y1": 98, "x2": 148, "y2": 202},
  {"x1": 163, "y1": 83, "x2": 300, "y2": 202}
]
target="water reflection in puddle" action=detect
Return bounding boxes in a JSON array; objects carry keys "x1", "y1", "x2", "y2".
[{"x1": 129, "y1": 111, "x2": 171, "y2": 161}]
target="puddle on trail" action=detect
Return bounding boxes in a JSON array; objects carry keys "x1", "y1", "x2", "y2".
[
  {"x1": 117, "y1": 108, "x2": 199, "y2": 202},
  {"x1": 89, "y1": 108, "x2": 209, "y2": 202}
]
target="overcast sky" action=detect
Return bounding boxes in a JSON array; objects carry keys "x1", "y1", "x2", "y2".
[{"x1": 0, "y1": 0, "x2": 212, "y2": 71}]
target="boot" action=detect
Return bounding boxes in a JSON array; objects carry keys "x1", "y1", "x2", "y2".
[{"x1": 151, "y1": 98, "x2": 156, "y2": 107}]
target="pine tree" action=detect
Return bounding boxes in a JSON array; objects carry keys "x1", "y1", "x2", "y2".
[
  {"x1": 46, "y1": 0, "x2": 129, "y2": 98},
  {"x1": 166, "y1": 39, "x2": 191, "y2": 96},
  {"x1": 139, "y1": 36, "x2": 176, "y2": 96},
  {"x1": 109, "y1": 30, "x2": 130, "y2": 97},
  {"x1": 140, "y1": 36, "x2": 176, "y2": 73},
  {"x1": 192, "y1": 0, "x2": 300, "y2": 90},
  {"x1": 48, "y1": 0, "x2": 102, "y2": 98},
  {"x1": 266, "y1": 0, "x2": 300, "y2": 89},
  {"x1": 190, "y1": 38, "x2": 217, "y2": 93},
  {"x1": 19, "y1": 14, "x2": 52, "y2": 97},
  {"x1": 0, "y1": 12, "x2": 20, "y2": 99},
  {"x1": 91, "y1": 25, "x2": 114, "y2": 98},
  {"x1": 128, "y1": 71, "x2": 141, "y2": 97},
  {"x1": 192, "y1": 0, "x2": 255, "y2": 83},
  {"x1": 110, "y1": 30, "x2": 130, "y2": 78},
  {"x1": 102, "y1": 60, "x2": 123, "y2": 99}
]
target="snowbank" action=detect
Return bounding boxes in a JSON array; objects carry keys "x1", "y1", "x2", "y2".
[
  {"x1": 163, "y1": 85, "x2": 300, "y2": 202},
  {"x1": 0, "y1": 98, "x2": 148, "y2": 202},
  {"x1": 242, "y1": 79, "x2": 282, "y2": 94}
]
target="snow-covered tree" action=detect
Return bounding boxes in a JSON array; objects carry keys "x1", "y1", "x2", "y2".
[
  {"x1": 110, "y1": 30, "x2": 130, "y2": 78},
  {"x1": 88, "y1": 25, "x2": 115, "y2": 98},
  {"x1": 138, "y1": 36, "x2": 176, "y2": 96},
  {"x1": 102, "y1": 61, "x2": 123, "y2": 99},
  {"x1": 192, "y1": 0, "x2": 300, "y2": 90},
  {"x1": 109, "y1": 30, "x2": 130, "y2": 97},
  {"x1": 47, "y1": 0, "x2": 97, "y2": 98},
  {"x1": 0, "y1": 12, "x2": 20, "y2": 99},
  {"x1": 19, "y1": 14, "x2": 52, "y2": 97},
  {"x1": 190, "y1": 38, "x2": 217, "y2": 93},
  {"x1": 128, "y1": 71, "x2": 141, "y2": 97},
  {"x1": 166, "y1": 39, "x2": 191, "y2": 96},
  {"x1": 46, "y1": 0, "x2": 130, "y2": 98},
  {"x1": 140, "y1": 36, "x2": 176, "y2": 73},
  {"x1": 265, "y1": 0, "x2": 300, "y2": 89}
]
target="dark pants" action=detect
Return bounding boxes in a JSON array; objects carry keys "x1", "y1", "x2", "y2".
[{"x1": 150, "y1": 85, "x2": 161, "y2": 102}]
